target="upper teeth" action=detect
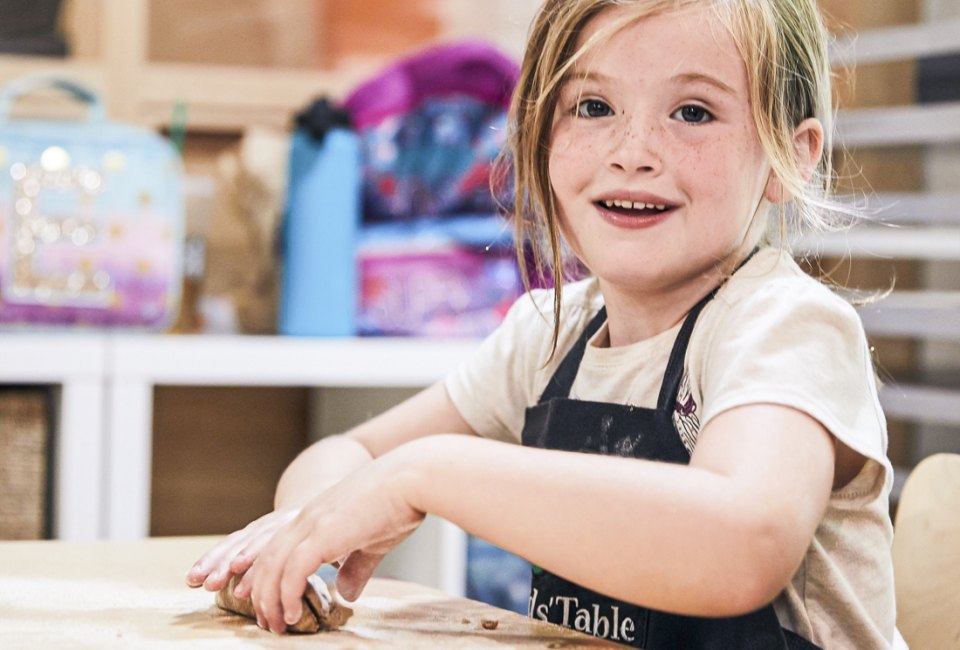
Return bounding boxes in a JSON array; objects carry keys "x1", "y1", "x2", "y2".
[{"x1": 603, "y1": 200, "x2": 667, "y2": 211}]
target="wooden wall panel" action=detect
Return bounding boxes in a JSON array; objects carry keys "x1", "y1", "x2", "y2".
[
  {"x1": 0, "y1": 390, "x2": 50, "y2": 540},
  {"x1": 151, "y1": 386, "x2": 310, "y2": 536},
  {"x1": 818, "y1": 0, "x2": 923, "y2": 468},
  {"x1": 819, "y1": 0, "x2": 920, "y2": 31},
  {"x1": 322, "y1": 0, "x2": 441, "y2": 67},
  {"x1": 147, "y1": 0, "x2": 325, "y2": 69}
]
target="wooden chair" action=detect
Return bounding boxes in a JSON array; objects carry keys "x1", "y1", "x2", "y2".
[{"x1": 891, "y1": 453, "x2": 960, "y2": 650}]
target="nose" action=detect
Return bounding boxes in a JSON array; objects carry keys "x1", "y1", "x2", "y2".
[{"x1": 608, "y1": 118, "x2": 663, "y2": 174}]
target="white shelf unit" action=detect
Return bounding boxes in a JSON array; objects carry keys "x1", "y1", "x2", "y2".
[
  {"x1": 0, "y1": 334, "x2": 482, "y2": 592},
  {"x1": 103, "y1": 334, "x2": 481, "y2": 537},
  {"x1": 0, "y1": 335, "x2": 105, "y2": 541},
  {"x1": 0, "y1": 333, "x2": 479, "y2": 593},
  {"x1": 104, "y1": 334, "x2": 479, "y2": 595}
]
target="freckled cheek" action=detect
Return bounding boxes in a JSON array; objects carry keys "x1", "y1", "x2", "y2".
[
  {"x1": 551, "y1": 131, "x2": 586, "y2": 161},
  {"x1": 675, "y1": 140, "x2": 756, "y2": 195},
  {"x1": 549, "y1": 135, "x2": 600, "y2": 191},
  {"x1": 545, "y1": 150, "x2": 582, "y2": 248},
  {"x1": 549, "y1": 151, "x2": 583, "y2": 198},
  {"x1": 672, "y1": 145, "x2": 726, "y2": 193}
]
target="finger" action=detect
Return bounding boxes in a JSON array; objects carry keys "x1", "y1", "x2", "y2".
[
  {"x1": 279, "y1": 540, "x2": 317, "y2": 627},
  {"x1": 335, "y1": 550, "x2": 384, "y2": 602},
  {"x1": 233, "y1": 563, "x2": 255, "y2": 600},
  {"x1": 228, "y1": 509, "x2": 301, "y2": 577},
  {"x1": 228, "y1": 550, "x2": 256, "y2": 577},
  {"x1": 201, "y1": 552, "x2": 243, "y2": 592},
  {"x1": 228, "y1": 529, "x2": 274, "y2": 575},
  {"x1": 253, "y1": 559, "x2": 286, "y2": 634},
  {"x1": 185, "y1": 570, "x2": 206, "y2": 588},
  {"x1": 186, "y1": 541, "x2": 228, "y2": 586},
  {"x1": 253, "y1": 529, "x2": 307, "y2": 634},
  {"x1": 186, "y1": 532, "x2": 241, "y2": 587},
  {"x1": 201, "y1": 524, "x2": 273, "y2": 591}
]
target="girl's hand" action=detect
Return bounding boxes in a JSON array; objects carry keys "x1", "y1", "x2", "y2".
[
  {"x1": 185, "y1": 507, "x2": 301, "y2": 596},
  {"x1": 250, "y1": 451, "x2": 424, "y2": 634}
]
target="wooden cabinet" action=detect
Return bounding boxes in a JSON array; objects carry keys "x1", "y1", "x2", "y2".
[{"x1": 0, "y1": 0, "x2": 539, "y2": 132}]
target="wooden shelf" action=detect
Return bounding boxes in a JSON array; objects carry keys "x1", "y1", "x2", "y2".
[
  {"x1": 0, "y1": 56, "x2": 102, "y2": 84},
  {"x1": 0, "y1": 54, "x2": 361, "y2": 132},
  {"x1": 135, "y1": 62, "x2": 371, "y2": 132},
  {"x1": 0, "y1": 0, "x2": 531, "y2": 596},
  {"x1": 0, "y1": 333, "x2": 103, "y2": 383}
]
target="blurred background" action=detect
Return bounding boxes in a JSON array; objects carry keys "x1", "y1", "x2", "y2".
[{"x1": 0, "y1": 0, "x2": 956, "y2": 615}]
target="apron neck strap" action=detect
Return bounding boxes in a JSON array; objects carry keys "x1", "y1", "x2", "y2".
[
  {"x1": 654, "y1": 288, "x2": 717, "y2": 411},
  {"x1": 537, "y1": 249, "x2": 760, "y2": 407},
  {"x1": 656, "y1": 247, "x2": 759, "y2": 410},
  {"x1": 537, "y1": 306, "x2": 607, "y2": 403}
]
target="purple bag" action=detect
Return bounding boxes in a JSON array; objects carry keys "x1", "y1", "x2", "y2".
[
  {"x1": 343, "y1": 41, "x2": 519, "y2": 223},
  {"x1": 341, "y1": 41, "x2": 523, "y2": 337}
]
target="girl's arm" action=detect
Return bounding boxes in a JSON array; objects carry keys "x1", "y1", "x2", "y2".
[
  {"x1": 275, "y1": 381, "x2": 477, "y2": 508},
  {"x1": 186, "y1": 381, "x2": 476, "y2": 591},
  {"x1": 252, "y1": 396, "x2": 836, "y2": 632},
  {"x1": 414, "y1": 403, "x2": 835, "y2": 617}
]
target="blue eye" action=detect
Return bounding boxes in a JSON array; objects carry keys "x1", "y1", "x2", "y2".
[
  {"x1": 672, "y1": 105, "x2": 713, "y2": 124},
  {"x1": 575, "y1": 99, "x2": 613, "y2": 118}
]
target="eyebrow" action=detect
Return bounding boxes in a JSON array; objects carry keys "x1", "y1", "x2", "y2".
[
  {"x1": 669, "y1": 72, "x2": 737, "y2": 96},
  {"x1": 561, "y1": 69, "x2": 612, "y2": 86},
  {"x1": 562, "y1": 69, "x2": 738, "y2": 97}
]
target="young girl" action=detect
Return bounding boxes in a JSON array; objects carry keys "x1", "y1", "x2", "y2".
[{"x1": 187, "y1": 1, "x2": 902, "y2": 647}]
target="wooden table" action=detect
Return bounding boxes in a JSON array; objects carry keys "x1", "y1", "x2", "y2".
[{"x1": 0, "y1": 536, "x2": 619, "y2": 648}]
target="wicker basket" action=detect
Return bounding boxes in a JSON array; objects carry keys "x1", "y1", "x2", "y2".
[{"x1": 0, "y1": 389, "x2": 50, "y2": 539}]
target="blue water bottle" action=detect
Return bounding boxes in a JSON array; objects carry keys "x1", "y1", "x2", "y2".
[{"x1": 279, "y1": 127, "x2": 361, "y2": 336}]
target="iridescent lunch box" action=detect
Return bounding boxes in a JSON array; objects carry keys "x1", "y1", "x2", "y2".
[{"x1": 0, "y1": 75, "x2": 183, "y2": 330}]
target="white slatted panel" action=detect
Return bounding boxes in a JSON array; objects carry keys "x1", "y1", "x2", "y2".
[{"x1": 831, "y1": 18, "x2": 960, "y2": 66}]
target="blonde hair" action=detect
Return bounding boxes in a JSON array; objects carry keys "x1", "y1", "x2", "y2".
[{"x1": 500, "y1": 0, "x2": 841, "y2": 353}]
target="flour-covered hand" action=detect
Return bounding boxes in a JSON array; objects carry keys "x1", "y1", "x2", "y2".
[
  {"x1": 250, "y1": 449, "x2": 424, "y2": 634},
  {"x1": 186, "y1": 507, "x2": 301, "y2": 595}
]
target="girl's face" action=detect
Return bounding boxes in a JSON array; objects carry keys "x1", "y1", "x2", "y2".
[{"x1": 548, "y1": 5, "x2": 772, "y2": 300}]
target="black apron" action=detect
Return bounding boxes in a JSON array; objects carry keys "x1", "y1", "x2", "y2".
[{"x1": 520, "y1": 290, "x2": 821, "y2": 649}]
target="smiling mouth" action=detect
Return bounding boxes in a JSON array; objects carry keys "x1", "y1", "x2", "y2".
[{"x1": 597, "y1": 199, "x2": 676, "y2": 217}]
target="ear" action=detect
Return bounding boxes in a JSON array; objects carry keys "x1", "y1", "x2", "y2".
[{"x1": 763, "y1": 117, "x2": 825, "y2": 204}]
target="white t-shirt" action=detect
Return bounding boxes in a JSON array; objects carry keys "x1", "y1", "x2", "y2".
[{"x1": 445, "y1": 247, "x2": 898, "y2": 649}]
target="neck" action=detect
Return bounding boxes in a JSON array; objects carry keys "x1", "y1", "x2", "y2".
[
  {"x1": 593, "y1": 245, "x2": 759, "y2": 347},
  {"x1": 598, "y1": 280, "x2": 714, "y2": 347}
]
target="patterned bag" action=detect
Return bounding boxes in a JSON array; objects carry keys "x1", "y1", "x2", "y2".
[
  {"x1": 343, "y1": 41, "x2": 523, "y2": 336},
  {"x1": 0, "y1": 75, "x2": 183, "y2": 329},
  {"x1": 344, "y1": 40, "x2": 518, "y2": 224}
]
